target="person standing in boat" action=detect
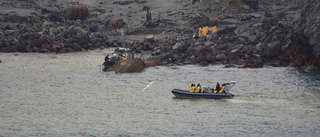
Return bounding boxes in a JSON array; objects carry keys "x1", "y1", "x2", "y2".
[
  {"x1": 214, "y1": 82, "x2": 221, "y2": 93},
  {"x1": 195, "y1": 83, "x2": 201, "y2": 93},
  {"x1": 190, "y1": 84, "x2": 196, "y2": 92}
]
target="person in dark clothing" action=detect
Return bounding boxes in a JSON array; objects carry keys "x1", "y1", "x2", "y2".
[
  {"x1": 215, "y1": 82, "x2": 221, "y2": 92},
  {"x1": 104, "y1": 54, "x2": 111, "y2": 66},
  {"x1": 105, "y1": 54, "x2": 110, "y2": 62}
]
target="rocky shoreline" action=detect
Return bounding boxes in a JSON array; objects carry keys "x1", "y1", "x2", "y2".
[{"x1": 0, "y1": 0, "x2": 319, "y2": 69}]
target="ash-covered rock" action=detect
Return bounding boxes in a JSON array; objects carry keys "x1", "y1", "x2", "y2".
[{"x1": 0, "y1": 0, "x2": 319, "y2": 69}]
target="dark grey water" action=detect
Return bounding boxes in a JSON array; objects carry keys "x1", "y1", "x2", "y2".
[{"x1": 0, "y1": 50, "x2": 320, "y2": 137}]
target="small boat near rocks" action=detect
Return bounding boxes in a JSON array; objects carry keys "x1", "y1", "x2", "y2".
[{"x1": 172, "y1": 81, "x2": 236, "y2": 99}]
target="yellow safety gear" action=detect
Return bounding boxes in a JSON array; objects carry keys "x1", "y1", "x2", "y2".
[
  {"x1": 190, "y1": 86, "x2": 196, "y2": 92},
  {"x1": 121, "y1": 57, "x2": 126, "y2": 60},
  {"x1": 202, "y1": 26, "x2": 209, "y2": 36},
  {"x1": 199, "y1": 26, "x2": 218, "y2": 37},
  {"x1": 219, "y1": 86, "x2": 225, "y2": 93},
  {"x1": 210, "y1": 26, "x2": 217, "y2": 34},
  {"x1": 195, "y1": 86, "x2": 201, "y2": 93},
  {"x1": 198, "y1": 26, "x2": 217, "y2": 37},
  {"x1": 199, "y1": 28, "x2": 203, "y2": 37}
]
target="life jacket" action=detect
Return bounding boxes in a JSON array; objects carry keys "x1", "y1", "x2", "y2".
[
  {"x1": 219, "y1": 86, "x2": 225, "y2": 93},
  {"x1": 190, "y1": 86, "x2": 196, "y2": 92},
  {"x1": 199, "y1": 28, "x2": 203, "y2": 37},
  {"x1": 202, "y1": 26, "x2": 209, "y2": 36},
  {"x1": 210, "y1": 26, "x2": 217, "y2": 34},
  {"x1": 195, "y1": 86, "x2": 201, "y2": 93}
]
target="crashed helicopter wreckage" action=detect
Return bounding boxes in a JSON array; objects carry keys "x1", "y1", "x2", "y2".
[{"x1": 102, "y1": 49, "x2": 162, "y2": 73}]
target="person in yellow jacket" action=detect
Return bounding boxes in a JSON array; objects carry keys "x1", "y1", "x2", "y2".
[
  {"x1": 214, "y1": 83, "x2": 225, "y2": 93},
  {"x1": 195, "y1": 83, "x2": 201, "y2": 93},
  {"x1": 202, "y1": 26, "x2": 209, "y2": 36},
  {"x1": 209, "y1": 26, "x2": 217, "y2": 34},
  {"x1": 190, "y1": 84, "x2": 196, "y2": 92},
  {"x1": 199, "y1": 27, "x2": 203, "y2": 37},
  {"x1": 219, "y1": 85, "x2": 225, "y2": 93}
]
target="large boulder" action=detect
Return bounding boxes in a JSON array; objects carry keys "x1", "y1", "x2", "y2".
[
  {"x1": 216, "y1": 54, "x2": 226, "y2": 61},
  {"x1": 216, "y1": 25, "x2": 237, "y2": 36},
  {"x1": 105, "y1": 18, "x2": 125, "y2": 29},
  {"x1": 65, "y1": 4, "x2": 89, "y2": 20}
]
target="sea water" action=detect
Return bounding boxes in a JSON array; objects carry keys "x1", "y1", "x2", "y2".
[{"x1": 0, "y1": 50, "x2": 319, "y2": 136}]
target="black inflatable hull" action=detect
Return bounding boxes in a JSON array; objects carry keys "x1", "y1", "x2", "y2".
[{"x1": 172, "y1": 89, "x2": 234, "y2": 99}]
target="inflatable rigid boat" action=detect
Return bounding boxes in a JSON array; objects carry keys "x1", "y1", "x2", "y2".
[{"x1": 172, "y1": 81, "x2": 236, "y2": 99}]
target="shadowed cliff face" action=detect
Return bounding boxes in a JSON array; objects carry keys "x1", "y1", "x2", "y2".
[
  {"x1": 287, "y1": 0, "x2": 320, "y2": 68},
  {"x1": 285, "y1": 33, "x2": 317, "y2": 67},
  {"x1": 262, "y1": 0, "x2": 320, "y2": 68},
  {"x1": 299, "y1": 0, "x2": 320, "y2": 57}
]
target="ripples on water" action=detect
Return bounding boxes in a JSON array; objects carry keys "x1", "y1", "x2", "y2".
[{"x1": 0, "y1": 50, "x2": 320, "y2": 136}]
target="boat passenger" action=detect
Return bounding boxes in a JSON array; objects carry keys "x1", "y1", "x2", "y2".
[
  {"x1": 195, "y1": 83, "x2": 201, "y2": 93},
  {"x1": 211, "y1": 87, "x2": 215, "y2": 93},
  {"x1": 219, "y1": 84, "x2": 226, "y2": 93},
  {"x1": 214, "y1": 82, "x2": 221, "y2": 93},
  {"x1": 190, "y1": 84, "x2": 196, "y2": 92}
]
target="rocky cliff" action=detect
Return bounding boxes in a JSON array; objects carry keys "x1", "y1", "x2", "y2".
[
  {"x1": 299, "y1": 0, "x2": 320, "y2": 62},
  {"x1": 285, "y1": 0, "x2": 320, "y2": 67},
  {"x1": 0, "y1": 0, "x2": 320, "y2": 69}
]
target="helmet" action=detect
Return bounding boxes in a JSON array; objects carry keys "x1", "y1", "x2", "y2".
[{"x1": 106, "y1": 54, "x2": 109, "y2": 56}]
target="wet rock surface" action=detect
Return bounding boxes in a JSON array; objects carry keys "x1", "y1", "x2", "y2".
[{"x1": 0, "y1": 0, "x2": 319, "y2": 69}]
